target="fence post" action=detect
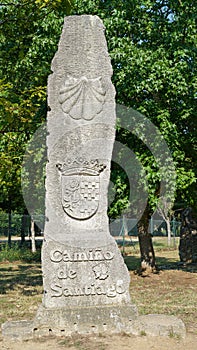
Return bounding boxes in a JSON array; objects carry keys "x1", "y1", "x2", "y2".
[
  {"x1": 172, "y1": 217, "x2": 176, "y2": 248},
  {"x1": 8, "y1": 211, "x2": 12, "y2": 247},
  {"x1": 31, "y1": 218, "x2": 36, "y2": 253}
]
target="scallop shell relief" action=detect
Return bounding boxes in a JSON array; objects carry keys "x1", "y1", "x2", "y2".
[{"x1": 59, "y1": 76, "x2": 106, "y2": 120}]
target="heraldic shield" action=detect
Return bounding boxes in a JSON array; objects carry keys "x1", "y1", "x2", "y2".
[
  {"x1": 57, "y1": 159, "x2": 106, "y2": 220},
  {"x1": 62, "y1": 174, "x2": 100, "y2": 220}
]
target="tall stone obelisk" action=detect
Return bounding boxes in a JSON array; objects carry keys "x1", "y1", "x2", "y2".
[
  {"x1": 34, "y1": 15, "x2": 137, "y2": 334},
  {"x1": 1, "y1": 15, "x2": 186, "y2": 341}
]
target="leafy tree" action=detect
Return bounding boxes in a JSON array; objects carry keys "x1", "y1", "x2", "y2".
[
  {"x1": 0, "y1": 2, "x2": 73, "y2": 188},
  {"x1": 0, "y1": 0, "x2": 73, "y2": 242},
  {"x1": 74, "y1": 0, "x2": 197, "y2": 268},
  {"x1": 0, "y1": 0, "x2": 196, "y2": 267}
]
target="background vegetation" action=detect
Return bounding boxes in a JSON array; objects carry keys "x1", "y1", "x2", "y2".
[{"x1": 0, "y1": 1, "x2": 196, "y2": 264}]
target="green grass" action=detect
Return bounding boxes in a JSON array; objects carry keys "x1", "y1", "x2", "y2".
[
  {"x1": 0, "y1": 244, "x2": 196, "y2": 337},
  {"x1": 0, "y1": 243, "x2": 41, "y2": 263},
  {"x1": 0, "y1": 262, "x2": 42, "y2": 324}
]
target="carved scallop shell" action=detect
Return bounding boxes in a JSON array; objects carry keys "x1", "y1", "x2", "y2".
[{"x1": 59, "y1": 76, "x2": 106, "y2": 120}]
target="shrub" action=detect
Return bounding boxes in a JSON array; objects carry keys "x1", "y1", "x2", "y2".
[{"x1": 0, "y1": 243, "x2": 41, "y2": 263}]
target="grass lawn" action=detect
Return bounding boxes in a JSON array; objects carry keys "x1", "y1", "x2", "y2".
[
  {"x1": 0, "y1": 239, "x2": 197, "y2": 338},
  {"x1": 123, "y1": 238, "x2": 197, "y2": 335}
]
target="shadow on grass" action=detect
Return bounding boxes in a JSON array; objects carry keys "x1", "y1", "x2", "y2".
[
  {"x1": 124, "y1": 255, "x2": 197, "y2": 274},
  {"x1": 0, "y1": 263, "x2": 42, "y2": 295}
]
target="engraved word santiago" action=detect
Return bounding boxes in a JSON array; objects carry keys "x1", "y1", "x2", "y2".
[{"x1": 51, "y1": 281, "x2": 125, "y2": 298}]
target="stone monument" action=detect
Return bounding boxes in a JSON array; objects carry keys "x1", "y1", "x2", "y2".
[
  {"x1": 34, "y1": 14, "x2": 137, "y2": 335},
  {"x1": 2, "y1": 15, "x2": 186, "y2": 340}
]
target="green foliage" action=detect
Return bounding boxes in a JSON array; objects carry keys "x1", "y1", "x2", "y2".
[
  {"x1": 0, "y1": 0, "x2": 72, "y2": 212},
  {"x1": 0, "y1": 243, "x2": 41, "y2": 263},
  {"x1": 0, "y1": 0, "x2": 196, "y2": 218},
  {"x1": 75, "y1": 0, "x2": 197, "y2": 216},
  {"x1": 0, "y1": 210, "x2": 26, "y2": 236},
  {"x1": 35, "y1": 0, "x2": 73, "y2": 13}
]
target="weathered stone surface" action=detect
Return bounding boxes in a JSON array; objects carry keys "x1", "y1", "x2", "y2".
[
  {"x1": 1, "y1": 15, "x2": 186, "y2": 341},
  {"x1": 1, "y1": 320, "x2": 34, "y2": 341},
  {"x1": 33, "y1": 304, "x2": 138, "y2": 337},
  {"x1": 41, "y1": 240, "x2": 132, "y2": 308},
  {"x1": 1, "y1": 313, "x2": 186, "y2": 340},
  {"x1": 132, "y1": 314, "x2": 186, "y2": 338},
  {"x1": 31, "y1": 14, "x2": 137, "y2": 333},
  {"x1": 41, "y1": 15, "x2": 132, "y2": 317},
  {"x1": 2, "y1": 16, "x2": 138, "y2": 340}
]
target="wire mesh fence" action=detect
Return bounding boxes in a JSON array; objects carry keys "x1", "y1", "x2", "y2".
[
  {"x1": 0, "y1": 213, "x2": 44, "y2": 237},
  {"x1": 0, "y1": 213, "x2": 181, "y2": 247}
]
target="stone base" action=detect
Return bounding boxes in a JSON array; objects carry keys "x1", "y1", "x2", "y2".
[
  {"x1": 33, "y1": 303, "x2": 138, "y2": 337},
  {"x1": 1, "y1": 304, "x2": 137, "y2": 340},
  {"x1": 132, "y1": 314, "x2": 186, "y2": 338},
  {"x1": 1, "y1": 305, "x2": 186, "y2": 341},
  {"x1": 1, "y1": 320, "x2": 34, "y2": 341}
]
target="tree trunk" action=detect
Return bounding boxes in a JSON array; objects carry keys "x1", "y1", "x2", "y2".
[
  {"x1": 31, "y1": 218, "x2": 36, "y2": 253},
  {"x1": 179, "y1": 208, "x2": 197, "y2": 263},
  {"x1": 137, "y1": 205, "x2": 156, "y2": 271},
  {"x1": 8, "y1": 209, "x2": 12, "y2": 247},
  {"x1": 7, "y1": 195, "x2": 12, "y2": 247},
  {"x1": 121, "y1": 215, "x2": 128, "y2": 255},
  {"x1": 166, "y1": 218, "x2": 171, "y2": 247},
  {"x1": 123, "y1": 215, "x2": 128, "y2": 236},
  {"x1": 21, "y1": 209, "x2": 27, "y2": 246}
]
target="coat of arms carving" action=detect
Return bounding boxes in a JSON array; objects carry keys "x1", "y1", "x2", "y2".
[{"x1": 57, "y1": 159, "x2": 106, "y2": 220}]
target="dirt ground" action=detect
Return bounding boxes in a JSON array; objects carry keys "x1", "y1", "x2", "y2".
[
  {"x1": 1, "y1": 251, "x2": 197, "y2": 350},
  {"x1": 1, "y1": 332, "x2": 197, "y2": 350}
]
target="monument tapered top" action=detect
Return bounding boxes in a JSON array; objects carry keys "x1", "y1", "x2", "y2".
[{"x1": 51, "y1": 15, "x2": 113, "y2": 78}]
